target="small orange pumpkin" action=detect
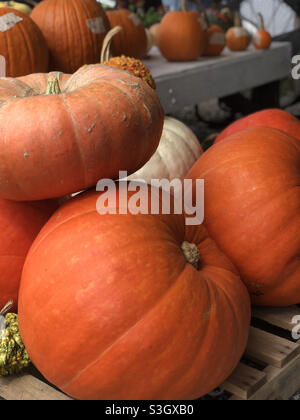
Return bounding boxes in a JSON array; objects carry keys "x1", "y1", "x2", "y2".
[
  {"x1": 195, "y1": 1, "x2": 225, "y2": 57},
  {"x1": 226, "y1": 12, "x2": 251, "y2": 52},
  {"x1": 253, "y1": 13, "x2": 272, "y2": 50},
  {"x1": 157, "y1": 0, "x2": 205, "y2": 62}
]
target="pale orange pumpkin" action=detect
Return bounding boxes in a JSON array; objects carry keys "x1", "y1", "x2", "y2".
[
  {"x1": 157, "y1": 0, "x2": 205, "y2": 62},
  {"x1": 253, "y1": 14, "x2": 272, "y2": 50},
  {"x1": 226, "y1": 12, "x2": 251, "y2": 52},
  {"x1": 149, "y1": 23, "x2": 160, "y2": 46}
]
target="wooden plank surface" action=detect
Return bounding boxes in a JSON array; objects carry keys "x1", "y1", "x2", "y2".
[
  {"x1": 0, "y1": 374, "x2": 72, "y2": 401},
  {"x1": 248, "y1": 341, "x2": 300, "y2": 400},
  {"x1": 245, "y1": 327, "x2": 300, "y2": 368},
  {"x1": 222, "y1": 363, "x2": 267, "y2": 400},
  {"x1": 252, "y1": 306, "x2": 300, "y2": 332},
  {"x1": 144, "y1": 43, "x2": 292, "y2": 113}
]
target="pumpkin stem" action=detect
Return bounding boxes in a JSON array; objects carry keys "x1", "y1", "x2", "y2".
[
  {"x1": 181, "y1": 241, "x2": 200, "y2": 269},
  {"x1": 180, "y1": 0, "x2": 187, "y2": 12},
  {"x1": 45, "y1": 74, "x2": 61, "y2": 95},
  {"x1": 100, "y1": 26, "x2": 122, "y2": 63},
  {"x1": 234, "y1": 11, "x2": 242, "y2": 27},
  {"x1": 258, "y1": 13, "x2": 265, "y2": 30}
]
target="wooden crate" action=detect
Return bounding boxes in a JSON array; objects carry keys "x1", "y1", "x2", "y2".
[
  {"x1": 0, "y1": 306, "x2": 299, "y2": 400},
  {"x1": 222, "y1": 305, "x2": 300, "y2": 400}
]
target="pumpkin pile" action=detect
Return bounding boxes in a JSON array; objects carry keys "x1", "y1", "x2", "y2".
[{"x1": 0, "y1": 32, "x2": 253, "y2": 398}]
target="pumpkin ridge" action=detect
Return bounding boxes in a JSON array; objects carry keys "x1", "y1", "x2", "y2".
[
  {"x1": 59, "y1": 259, "x2": 203, "y2": 392},
  {"x1": 16, "y1": 13, "x2": 35, "y2": 74},
  {"x1": 59, "y1": 93, "x2": 89, "y2": 187},
  {"x1": 72, "y1": 0, "x2": 86, "y2": 72}
]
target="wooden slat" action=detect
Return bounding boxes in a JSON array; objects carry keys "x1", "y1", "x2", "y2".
[
  {"x1": 222, "y1": 363, "x2": 267, "y2": 399},
  {"x1": 252, "y1": 306, "x2": 300, "y2": 332},
  {"x1": 245, "y1": 327, "x2": 300, "y2": 368},
  {"x1": 0, "y1": 375, "x2": 72, "y2": 400},
  {"x1": 248, "y1": 342, "x2": 300, "y2": 400}
]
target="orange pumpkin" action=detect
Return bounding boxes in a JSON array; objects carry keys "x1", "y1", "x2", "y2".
[
  {"x1": 214, "y1": 109, "x2": 300, "y2": 144},
  {"x1": 195, "y1": 1, "x2": 225, "y2": 56},
  {"x1": 0, "y1": 8, "x2": 48, "y2": 77},
  {"x1": 203, "y1": 24, "x2": 226, "y2": 56},
  {"x1": 106, "y1": 9, "x2": 148, "y2": 59},
  {"x1": 226, "y1": 12, "x2": 251, "y2": 52},
  {"x1": 188, "y1": 126, "x2": 300, "y2": 306},
  {"x1": 157, "y1": 0, "x2": 205, "y2": 62},
  {"x1": 19, "y1": 188, "x2": 250, "y2": 400},
  {"x1": 30, "y1": 0, "x2": 110, "y2": 73},
  {"x1": 253, "y1": 13, "x2": 272, "y2": 50},
  {"x1": 0, "y1": 198, "x2": 58, "y2": 312},
  {"x1": 0, "y1": 65, "x2": 164, "y2": 201}
]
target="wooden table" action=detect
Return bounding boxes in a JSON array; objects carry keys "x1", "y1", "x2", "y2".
[{"x1": 144, "y1": 42, "x2": 292, "y2": 114}]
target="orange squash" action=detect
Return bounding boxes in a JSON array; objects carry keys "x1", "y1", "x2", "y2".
[
  {"x1": 0, "y1": 65, "x2": 163, "y2": 201},
  {"x1": 214, "y1": 109, "x2": 300, "y2": 144},
  {"x1": 0, "y1": 8, "x2": 48, "y2": 77},
  {"x1": 253, "y1": 13, "x2": 272, "y2": 50},
  {"x1": 0, "y1": 198, "x2": 58, "y2": 311},
  {"x1": 30, "y1": 0, "x2": 110, "y2": 73},
  {"x1": 106, "y1": 9, "x2": 148, "y2": 59},
  {"x1": 157, "y1": 0, "x2": 205, "y2": 62},
  {"x1": 226, "y1": 12, "x2": 251, "y2": 52},
  {"x1": 188, "y1": 126, "x2": 300, "y2": 306},
  {"x1": 19, "y1": 188, "x2": 250, "y2": 400}
]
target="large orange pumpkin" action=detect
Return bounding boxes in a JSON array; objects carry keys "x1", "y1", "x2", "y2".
[
  {"x1": 18, "y1": 188, "x2": 250, "y2": 400},
  {"x1": 157, "y1": 0, "x2": 205, "y2": 62},
  {"x1": 215, "y1": 109, "x2": 300, "y2": 144},
  {"x1": 30, "y1": 0, "x2": 110, "y2": 73},
  {"x1": 0, "y1": 198, "x2": 58, "y2": 312},
  {"x1": 0, "y1": 8, "x2": 48, "y2": 77},
  {"x1": 188, "y1": 126, "x2": 300, "y2": 306},
  {"x1": 0, "y1": 64, "x2": 163, "y2": 201},
  {"x1": 106, "y1": 9, "x2": 148, "y2": 59}
]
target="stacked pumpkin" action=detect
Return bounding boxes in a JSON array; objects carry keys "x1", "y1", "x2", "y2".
[
  {"x1": 0, "y1": 13, "x2": 253, "y2": 399},
  {"x1": 187, "y1": 108, "x2": 300, "y2": 307}
]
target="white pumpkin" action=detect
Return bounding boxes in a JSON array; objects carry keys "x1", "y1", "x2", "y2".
[{"x1": 128, "y1": 117, "x2": 202, "y2": 182}]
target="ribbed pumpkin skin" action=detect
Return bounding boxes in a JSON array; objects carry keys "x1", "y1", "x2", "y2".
[
  {"x1": 215, "y1": 109, "x2": 300, "y2": 144},
  {"x1": 30, "y1": 0, "x2": 110, "y2": 73},
  {"x1": 0, "y1": 8, "x2": 48, "y2": 77},
  {"x1": 188, "y1": 126, "x2": 300, "y2": 306},
  {"x1": 0, "y1": 198, "x2": 58, "y2": 312},
  {"x1": 18, "y1": 189, "x2": 250, "y2": 400},
  {"x1": 0, "y1": 64, "x2": 164, "y2": 201},
  {"x1": 106, "y1": 10, "x2": 147, "y2": 59},
  {"x1": 157, "y1": 11, "x2": 205, "y2": 61}
]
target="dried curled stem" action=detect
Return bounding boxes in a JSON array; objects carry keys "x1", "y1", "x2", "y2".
[{"x1": 100, "y1": 26, "x2": 122, "y2": 63}]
